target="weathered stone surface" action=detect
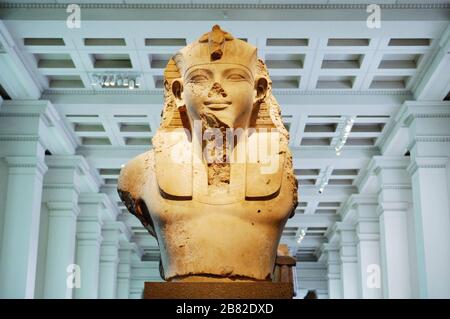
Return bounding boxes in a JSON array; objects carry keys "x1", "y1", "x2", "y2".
[{"x1": 118, "y1": 25, "x2": 298, "y2": 282}]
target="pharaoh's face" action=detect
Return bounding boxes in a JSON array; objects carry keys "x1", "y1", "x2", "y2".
[{"x1": 181, "y1": 63, "x2": 255, "y2": 129}]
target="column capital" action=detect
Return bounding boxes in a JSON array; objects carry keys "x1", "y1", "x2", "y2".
[
  {"x1": 100, "y1": 254, "x2": 119, "y2": 264},
  {"x1": 334, "y1": 222, "x2": 355, "y2": 233},
  {"x1": 45, "y1": 155, "x2": 89, "y2": 172},
  {"x1": 79, "y1": 192, "x2": 109, "y2": 205},
  {"x1": 339, "y1": 194, "x2": 377, "y2": 223},
  {"x1": 45, "y1": 155, "x2": 102, "y2": 194},
  {"x1": 4, "y1": 155, "x2": 47, "y2": 176},
  {"x1": 407, "y1": 156, "x2": 448, "y2": 176},
  {"x1": 396, "y1": 101, "x2": 450, "y2": 127},
  {"x1": 355, "y1": 156, "x2": 410, "y2": 195},
  {"x1": 46, "y1": 201, "x2": 80, "y2": 218},
  {"x1": 378, "y1": 201, "x2": 410, "y2": 212},
  {"x1": 0, "y1": 100, "x2": 78, "y2": 154},
  {"x1": 370, "y1": 156, "x2": 410, "y2": 172},
  {"x1": 79, "y1": 192, "x2": 117, "y2": 221},
  {"x1": 76, "y1": 232, "x2": 103, "y2": 246},
  {"x1": 319, "y1": 243, "x2": 340, "y2": 265},
  {"x1": 101, "y1": 221, "x2": 125, "y2": 246}
]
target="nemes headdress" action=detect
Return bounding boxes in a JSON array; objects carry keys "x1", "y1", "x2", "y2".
[
  {"x1": 173, "y1": 25, "x2": 257, "y2": 77},
  {"x1": 160, "y1": 25, "x2": 287, "y2": 135}
]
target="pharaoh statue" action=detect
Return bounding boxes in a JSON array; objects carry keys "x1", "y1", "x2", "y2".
[{"x1": 118, "y1": 25, "x2": 298, "y2": 283}]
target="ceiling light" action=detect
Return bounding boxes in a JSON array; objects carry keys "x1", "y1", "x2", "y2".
[
  {"x1": 91, "y1": 73, "x2": 141, "y2": 89},
  {"x1": 296, "y1": 228, "x2": 307, "y2": 244},
  {"x1": 318, "y1": 165, "x2": 333, "y2": 194},
  {"x1": 335, "y1": 115, "x2": 356, "y2": 156}
]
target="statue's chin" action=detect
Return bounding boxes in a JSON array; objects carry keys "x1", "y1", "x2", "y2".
[{"x1": 200, "y1": 110, "x2": 233, "y2": 129}]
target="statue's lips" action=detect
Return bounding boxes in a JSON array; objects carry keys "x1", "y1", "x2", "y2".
[{"x1": 204, "y1": 100, "x2": 232, "y2": 110}]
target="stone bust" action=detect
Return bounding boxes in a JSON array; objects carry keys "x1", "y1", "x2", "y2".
[{"x1": 118, "y1": 25, "x2": 298, "y2": 282}]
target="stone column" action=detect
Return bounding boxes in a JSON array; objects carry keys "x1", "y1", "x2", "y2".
[
  {"x1": 336, "y1": 223, "x2": 359, "y2": 299},
  {"x1": 116, "y1": 242, "x2": 135, "y2": 299},
  {"x1": 0, "y1": 155, "x2": 47, "y2": 298},
  {"x1": 398, "y1": 101, "x2": 450, "y2": 298},
  {"x1": 41, "y1": 156, "x2": 89, "y2": 299},
  {"x1": 408, "y1": 157, "x2": 450, "y2": 298},
  {"x1": 373, "y1": 157, "x2": 413, "y2": 298},
  {"x1": 98, "y1": 221, "x2": 121, "y2": 299},
  {"x1": 353, "y1": 196, "x2": 382, "y2": 299},
  {"x1": 322, "y1": 244, "x2": 342, "y2": 299},
  {"x1": 0, "y1": 100, "x2": 78, "y2": 298},
  {"x1": 73, "y1": 193, "x2": 105, "y2": 299}
]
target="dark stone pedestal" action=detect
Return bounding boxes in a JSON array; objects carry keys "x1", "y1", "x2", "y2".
[{"x1": 144, "y1": 282, "x2": 294, "y2": 299}]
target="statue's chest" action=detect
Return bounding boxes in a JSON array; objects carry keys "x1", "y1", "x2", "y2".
[{"x1": 153, "y1": 130, "x2": 286, "y2": 205}]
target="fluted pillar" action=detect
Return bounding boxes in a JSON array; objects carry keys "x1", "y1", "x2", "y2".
[
  {"x1": 398, "y1": 101, "x2": 450, "y2": 298},
  {"x1": 373, "y1": 157, "x2": 414, "y2": 298},
  {"x1": 336, "y1": 223, "x2": 359, "y2": 299},
  {"x1": 98, "y1": 221, "x2": 121, "y2": 299},
  {"x1": 73, "y1": 193, "x2": 105, "y2": 299},
  {"x1": 41, "y1": 156, "x2": 90, "y2": 299},
  {"x1": 0, "y1": 99, "x2": 78, "y2": 298},
  {"x1": 322, "y1": 244, "x2": 342, "y2": 299},
  {"x1": 116, "y1": 242, "x2": 135, "y2": 299},
  {"x1": 0, "y1": 155, "x2": 47, "y2": 298},
  {"x1": 353, "y1": 196, "x2": 382, "y2": 299}
]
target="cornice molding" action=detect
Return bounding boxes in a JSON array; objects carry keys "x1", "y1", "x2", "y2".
[
  {"x1": 42, "y1": 88, "x2": 413, "y2": 97},
  {"x1": 407, "y1": 156, "x2": 449, "y2": 175},
  {"x1": 43, "y1": 183, "x2": 80, "y2": 192},
  {"x1": 380, "y1": 184, "x2": 411, "y2": 190},
  {"x1": 327, "y1": 273, "x2": 341, "y2": 280},
  {"x1": 0, "y1": 100, "x2": 78, "y2": 154},
  {"x1": 45, "y1": 155, "x2": 89, "y2": 172},
  {"x1": 377, "y1": 201, "x2": 411, "y2": 215},
  {"x1": 356, "y1": 234, "x2": 380, "y2": 243},
  {"x1": 339, "y1": 194, "x2": 377, "y2": 218},
  {"x1": 340, "y1": 256, "x2": 357, "y2": 263},
  {"x1": 396, "y1": 101, "x2": 450, "y2": 126},
  {"x1": 1, "y1": 3, "x2": 448, "y2": 10},
  {"x1": 79, "y1": 192, "x2": 109, "y2": 206},
  {"x1": 335, "y1": 222, "x2": 355, "y2": 233},
  {"x1": 4, "y1": 155, "x2": 47, "y2": 176},
  {"x1": 46, "y1": 202, "x2": 80, "y2": 217},
  {"x1": 101, "y1": 194, "x2": 121, "y2": 221},
  {"x1": 100, "y1": 254, "x2": 119, "y2": 264},
  {"x1": 76, "y1": 232, "x2": 103, "y2": 247},
  {"x1": 355, "y1": 156, "x2": 410, "y2": 191},
  {"x1": 406, "y1": 136, "x2": 450, "y2": 157},
  {"x1": 414, "y1": 136, "x2": 450, "y2": 143},
  {"x1": 0, "y1": 134, "x2": 40, "y2": 142}
]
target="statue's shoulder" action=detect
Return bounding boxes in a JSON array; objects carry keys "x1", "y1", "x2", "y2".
[
  {"x1": 118, "y1": 150, "x2": 154, "y2": 201},
  {"x1": 117, "y1": 150, "x2": 158, "y2": 237}
]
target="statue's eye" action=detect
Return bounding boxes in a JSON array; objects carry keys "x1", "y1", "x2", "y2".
[
  {"x1": 228, "y1": 74, "x2": 245, "y2": 81},
  {"x1": 189, "y1": 75, "x2": 209, "y2": 83}
]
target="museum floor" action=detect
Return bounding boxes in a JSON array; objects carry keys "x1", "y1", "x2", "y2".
[{"x1": 0, "y1": 1, "x2": 449, "y2": 299}]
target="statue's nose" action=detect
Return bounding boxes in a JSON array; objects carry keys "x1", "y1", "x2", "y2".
[{"x1": 208, "y1": 82, "x2": 227, "y2": 98}]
